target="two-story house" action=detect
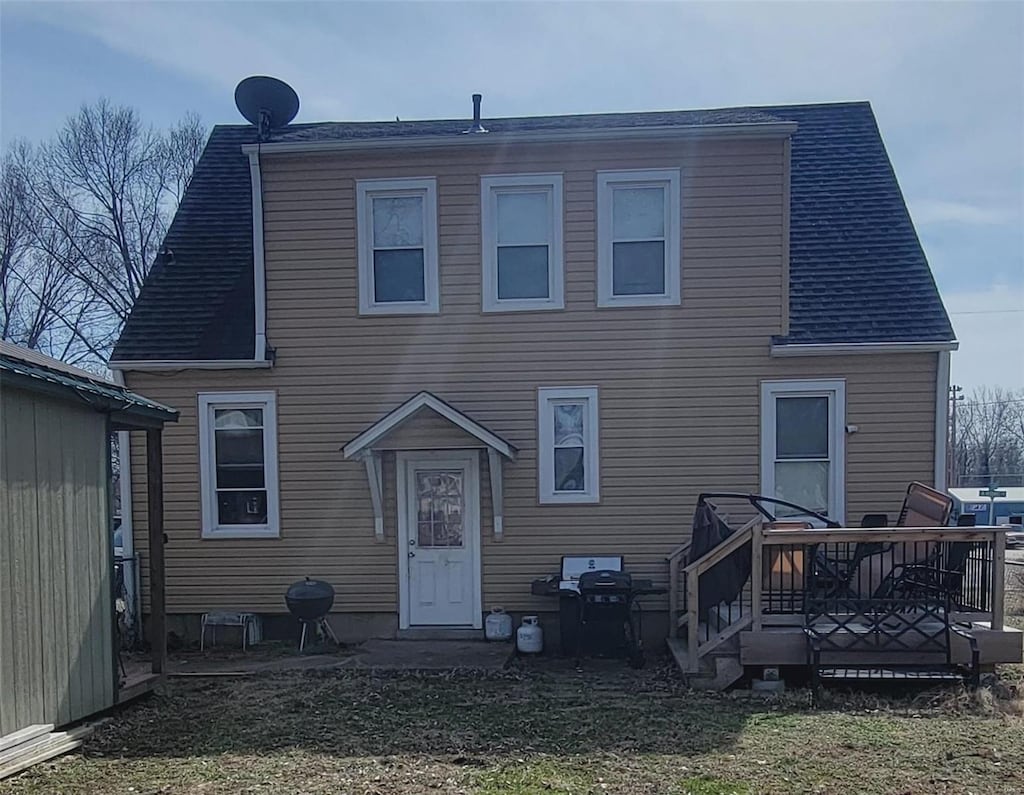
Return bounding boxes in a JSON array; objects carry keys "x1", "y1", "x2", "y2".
[{"x1": 110, "y1": 90, "x2": 957, "y2": 645}]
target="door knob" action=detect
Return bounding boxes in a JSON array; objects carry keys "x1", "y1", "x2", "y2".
[{"x1": 408, "y1": 551, "x2": 416, "y2": 558}]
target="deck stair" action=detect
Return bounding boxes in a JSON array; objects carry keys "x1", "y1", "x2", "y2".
[
  {"x1": 667, "y1": 634, "x2": 745, "y2": 690},
  {"x1": 665, "y1": 518, "x2": 758, "y2": 690}
]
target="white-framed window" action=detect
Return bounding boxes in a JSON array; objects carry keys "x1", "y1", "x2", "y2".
[
  {"x1": 760, "y1": 379, "x2": 846, "y2": 523},
  {"x1": 481, "y1": 174, "x2": 564, "y2": 312},
  {"x1": 198, "y1": 391, "x2": 280, "y2": 538},
  {"x1": 356, "y1": 177, "x2": 439, "y2": 314},
  {"x1": 596, "y1": 168, "x2": 681, "y2": 307},
  {"x1": 537, "y1": 386, "x2": 600, "y2": 504}
]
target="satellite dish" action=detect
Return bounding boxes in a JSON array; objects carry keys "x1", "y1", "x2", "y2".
[{"x1": 234, "y1": 76, "x2": 299, "y2": 140}]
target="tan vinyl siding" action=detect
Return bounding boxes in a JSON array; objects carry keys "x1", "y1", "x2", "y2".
[
  {"x1": 124, "y1": 135, "x2": 940, "y2": 620},
  {"x1": 373, "y1": 409, "x2": 488, "y2": 451},
  {"x1": 0, "y1": 387, "x2": 115, "y2": 735}
]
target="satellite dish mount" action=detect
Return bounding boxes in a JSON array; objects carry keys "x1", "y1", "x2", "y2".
[{"x1": 234, "y1": 76, "x2": 300, "y2": 141}]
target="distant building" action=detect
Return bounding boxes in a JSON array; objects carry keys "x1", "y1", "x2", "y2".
[{"x1": 949, "y1": 487, "x2": 1024, "y2": 526}]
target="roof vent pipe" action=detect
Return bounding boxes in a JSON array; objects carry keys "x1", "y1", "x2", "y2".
[{"x1": 463, "y1": 93, "x2": 488, "y2": 134}]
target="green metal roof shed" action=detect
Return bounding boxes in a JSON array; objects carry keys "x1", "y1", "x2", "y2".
[{"x1": 0, "y1": 342, "x2": 177, "y2": 743}]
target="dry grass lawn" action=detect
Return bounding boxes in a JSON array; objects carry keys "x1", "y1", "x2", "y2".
[{"x1": 2, "y1": 658, "x2": 1023, "y2": 795}]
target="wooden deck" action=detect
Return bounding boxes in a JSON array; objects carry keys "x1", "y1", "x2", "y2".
[
  {"x1": 738, "y1": 622, "x2": 1022, "y2": 667},
  {"x1": 667, "y1": 521, "x2": 1022, "y2": 688}
]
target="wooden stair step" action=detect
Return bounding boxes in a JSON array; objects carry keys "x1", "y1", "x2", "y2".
[{"x1": 666, "y1": 637, "x2": 745, "y2": 691}]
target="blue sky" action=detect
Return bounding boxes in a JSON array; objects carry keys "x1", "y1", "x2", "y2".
[{"x1": 2, "y1": 1, "x2": 1021, "y2": 389}]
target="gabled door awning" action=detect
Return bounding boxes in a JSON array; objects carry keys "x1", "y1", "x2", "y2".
[{"x1": 343, "y1": 392, "x2": 516, "y2": 542}]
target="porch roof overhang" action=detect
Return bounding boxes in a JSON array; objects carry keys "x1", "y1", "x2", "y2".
[
  {"x1": 343, "y1": 392, "x2": 516, "y2": 543},
  {"x1": 342, "y1": 391, "x2": 517, "y2": 461}
]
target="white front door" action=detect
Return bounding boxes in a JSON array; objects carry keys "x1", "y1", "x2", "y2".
[{"x1": 398, "y1": 452, "x2": 481, "y2": 628}]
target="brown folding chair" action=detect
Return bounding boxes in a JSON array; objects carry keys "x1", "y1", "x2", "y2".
[{"x1": 896, "y1": 481, "x2": 953, "y2": 527}]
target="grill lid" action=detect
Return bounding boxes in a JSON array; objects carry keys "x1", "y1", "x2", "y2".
[
  {"x1": 578, "y1": 569, "x2": 633, "y2": 593},
  {"x1": 285, "y1": 577, "x2": 336, "y2": 622}
]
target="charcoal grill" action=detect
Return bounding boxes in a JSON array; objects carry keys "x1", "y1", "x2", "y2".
[{"x1": 285, "y1": 577, "x2": 340, "y2": 651}]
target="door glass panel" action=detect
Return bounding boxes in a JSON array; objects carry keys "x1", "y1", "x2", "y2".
[
  {"x1": 415, "y1": 470, "x2": 464, "y2": 548},
  {"x1": 774, "y1": 461, "x2": 830, "y2": 516},
  {"x1": 776, "y1": 396, "x2": 829, "y2": 458}
]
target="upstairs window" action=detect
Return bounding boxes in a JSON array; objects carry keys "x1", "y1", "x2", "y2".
[
  {"x1": 597, "y1": 168, "x2": 681, "y2": 307},
  {"x1": 356, "y1": 178, "x2": 439, "y2": 314},
  {"x1": 199, "y1": 392, "x2": 280, "y2": 538},
  {"x1": 481, "y1": 174, "x2": 564, "y2": 312},
  {"x1": 538, "y1": 386, "x2": 600, "y2": 503}
]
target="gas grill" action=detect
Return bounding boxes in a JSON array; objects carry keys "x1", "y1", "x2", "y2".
[{"x1": 531, "y1": 555, "x2": 666, "y2": 667}]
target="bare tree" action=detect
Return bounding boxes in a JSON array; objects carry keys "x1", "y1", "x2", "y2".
[
  {"x1": 954, "y1": 387, "x2": 1024, "y2": 487},
  {"x1": 1, "y1": 100, "x2": 206, "y2": 367},
  {"x1": 0, "y1": 145, "x2": 88, "y2": 360},
  {"x1": 165, "y1": 112, "x2": 205, "y2": 204}
]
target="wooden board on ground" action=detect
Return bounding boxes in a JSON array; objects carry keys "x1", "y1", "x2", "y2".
[{"x1": 0, "y1": 724, "x2": 94, "y2": 781}]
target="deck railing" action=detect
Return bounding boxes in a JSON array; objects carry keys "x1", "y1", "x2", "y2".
[{"x1": 669, "y1": 522, "x2": 1007, "y2": 673}]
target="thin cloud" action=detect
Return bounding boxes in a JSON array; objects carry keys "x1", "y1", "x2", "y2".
[{"x1": 911, "y1": 200, "x2": 1014, "y2": 227}]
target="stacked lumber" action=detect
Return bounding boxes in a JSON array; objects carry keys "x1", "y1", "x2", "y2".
[{"x1": 0, "y1": 723, "x2": 94, "y2": 780}]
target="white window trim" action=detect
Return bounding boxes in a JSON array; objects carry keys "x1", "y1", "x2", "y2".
[
  {"x1": 481, "y1": 173, "x2": 564, "y2": 312},
  {"x1": 538, "y1": 386, "x2": 600, "y2": 504},
  {"x1": 596, "y1": 168, "x2": 681, "y2": 308},
  {"x1": 760, "y1": 379, "x2": 846, "y2": 524},
  {"x1": 198, "y1": 391, "x2": 280, "y2": 539},
  {"x1": 356, "y1": 177, "x2": 439, "y2": 315}
]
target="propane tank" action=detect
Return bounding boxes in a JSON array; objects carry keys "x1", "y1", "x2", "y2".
[
  {"x1": 516, "y1": 615, "x2": 543, "y2": 654},
  {"x1": 485, "y1": 607, "x2": 513, "y2": 642}
]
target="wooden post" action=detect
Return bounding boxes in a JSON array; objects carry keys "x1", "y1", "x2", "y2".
[
  {"x1": 668, "y1": 555, "x2": 679, "y2": 638},
  {"x1": 146, "y1": 429, "x2": 166, "y2": 675},
  {"x1": 686, "y1": 569, "x2": 700, "y2": 673},
  {"x1": 992, "y1": 530, "x2": 1006, "y2": 631},
  {"x1": 751, "y1": 523, "x2": 763, "y2": 631}
]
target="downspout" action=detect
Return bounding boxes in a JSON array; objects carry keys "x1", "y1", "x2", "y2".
[
  {"x1": 248, "y1": 149, "x2": 268, "y2": 362},
  {"x1": 934, "y1": 350, "x2": 951, "y2": 492},
  {"x1": 780, "y1": 135, "x2": 792, "y2": 338},
  {"x1": 110, "y1": 370, "x2": 138, "y2": 635}
]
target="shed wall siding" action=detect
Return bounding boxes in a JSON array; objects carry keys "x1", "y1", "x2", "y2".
[
  {"x1": 0, "y1": 387, "x2": 114, "y2": 736},
  {"x1": 124, "y1": 136, "x2": 938, "y2": 620}
]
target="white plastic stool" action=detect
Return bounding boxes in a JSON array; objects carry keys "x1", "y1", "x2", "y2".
[{"x1": 200, "y1": 612, "x2": 259, "y2": 651}]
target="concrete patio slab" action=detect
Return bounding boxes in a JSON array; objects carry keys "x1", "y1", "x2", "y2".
[
  {"x1": 342, "y1": 639, "x2": 514, "y2": 670},
  {"x1": 157, "y1": 639, "x2": 514, "y2": 676}
]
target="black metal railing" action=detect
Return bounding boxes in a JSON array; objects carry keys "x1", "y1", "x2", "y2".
[{"x1": 760, "y1": 537, "x2": 996, "y2": 616}]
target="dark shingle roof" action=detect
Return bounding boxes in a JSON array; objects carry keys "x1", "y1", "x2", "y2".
[
  {"x1": 111, "y1": 125, "x2": 258, "y2": 361},
  {"x1": 780, "y1": 103, "x2": 952, "y2": 344},
  {"x1": 273, "y1": 106, "x2": 784, "y2": 143},
  {"x1": 112, "y1": 101, "x2": 952, "y2": 361}
]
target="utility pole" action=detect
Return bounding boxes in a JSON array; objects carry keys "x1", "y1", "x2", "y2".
[{"x1": 948, "y1": 385, "x2": 964, "y2": 488}]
